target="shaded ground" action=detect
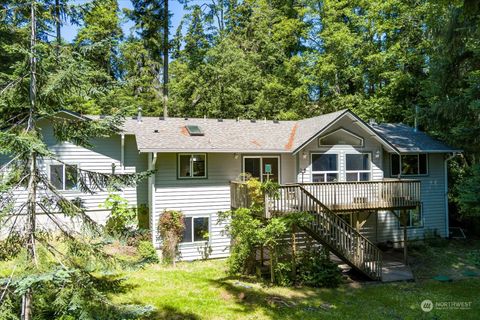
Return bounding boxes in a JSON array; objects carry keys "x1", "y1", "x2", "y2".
[{"x1": 409, "y1": 239, "x2": 480, "y2": 280}]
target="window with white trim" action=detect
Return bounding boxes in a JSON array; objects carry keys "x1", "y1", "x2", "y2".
[
  {"x1": 311, "y1": 154, "x2": 338, "y2": 182},
  {"x1": 391, "y1": 154, "x2": 428, "y2": 176},
  {"x1": 181, "y1": 217, "x2": 209, "y2": 243},
  {"x1": 178, "y1": 154, "x2": 207, "y2": 178},
  {"x1": 49, "y1": 164, "x2": 78, "y2": 191},
  {"x1": 397, "y1": 207, "x2": 422, "y2": 228},
  {"x1": 346, "y1": 153, "x2": 371, "y2": 181}
]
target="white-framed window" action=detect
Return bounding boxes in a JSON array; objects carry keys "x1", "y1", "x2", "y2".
[
  {"x1": 178, "y1": 154, "x2": 207, "y2": 178},
  {"x1": 49, "y1": 164, "x2": 78, "y2": 191},
  {"x1": 181, "y1": 216, "x2": 209, "y2": 243},
  {"x1": 345, "y1": 153, "x2": 371, "y2": 181},
  {"x1": 391, "y1": 154, "x2": 428, "y2": 176},
  {"x1": 243, "y1": 156, "x2": 280, "y2": 182},
  {"x1": 311, "y1": 153, "x2": 338, "y2": 182},
  {"x1": 397, "y1": 206, "x2": 423, "y2": 228}
]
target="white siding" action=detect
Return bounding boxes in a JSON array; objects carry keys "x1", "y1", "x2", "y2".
[
  {"x1": 367, "y1": 153, "x2": 448, "y2": 243},
  {"x1": 296, "y1": 118, "x2": 384, "y2": 183},
  {"x1": 1, "y1": 120, "x2": 147, "y2": 235},
  {"x1": 154, "y1": 153, "x2": 241, "y2": 260}
]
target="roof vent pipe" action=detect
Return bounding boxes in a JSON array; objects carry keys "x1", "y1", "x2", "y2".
[{"x1": 137, "y1": 107, "x2": 142, "y2": 123}]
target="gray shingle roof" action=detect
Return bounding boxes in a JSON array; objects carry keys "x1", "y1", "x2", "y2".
[
  {"x1": 115, "y1": 109, "x2": 348, "y2": 153},
  {"x1": 372, "y1": 123, "x2": 461, "y2": 153},
  {"x1": 86, "y1": 110, "x2": 460, "y2": 154}
]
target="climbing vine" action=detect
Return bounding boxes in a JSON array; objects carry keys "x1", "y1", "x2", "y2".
[{"x1": 158, "y1": 210, "x2": 185, "y2": 265}]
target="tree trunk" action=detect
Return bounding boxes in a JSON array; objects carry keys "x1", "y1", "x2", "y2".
[
  {"x1": 22, "y1": 3, "x2": 38, "y2": 319},
  {"x1": 55, "y1": 0, "x2": 61, "y2": 55},
  {"x1": 162, "y1": 0, "x2": 169, "y2": 118}
]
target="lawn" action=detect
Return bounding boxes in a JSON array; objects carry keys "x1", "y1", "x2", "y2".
[
  {"x1": 2, "y1": 240, "x2": 479, "y2": 319},
  {"x1": 112, "y1": 257, "x2": 480, "y2": 320}
]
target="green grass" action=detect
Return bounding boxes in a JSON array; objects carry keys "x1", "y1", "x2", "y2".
[
  {"x1": 111, "y1": 258, "x2": 480, "y2": 320},
  {"x1": 409, "y1": 239, "x2": 480, "y2": 280},
  {"x1": 2, "y1": 239, "x2": 480, "y2": 319}
]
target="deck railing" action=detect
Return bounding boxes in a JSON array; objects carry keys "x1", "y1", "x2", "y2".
[
  {"x1": 300, "y1": 179, "x2": 421, "y2": 211},
  {"x1": 231, "y1": 179, "x2": 421, "y2": 212}
]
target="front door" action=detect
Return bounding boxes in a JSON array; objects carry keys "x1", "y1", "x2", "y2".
[{"x1": 243, "y1": 156, "x2": 280, "y2": 182}]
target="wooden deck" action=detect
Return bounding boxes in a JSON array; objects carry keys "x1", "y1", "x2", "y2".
[{"x1": 231, "y1": 179, "x2": 421, "y2": 213}]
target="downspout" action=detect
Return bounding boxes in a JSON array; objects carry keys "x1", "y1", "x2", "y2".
[
  {"x1": 120, "y1": 134, "x2": 125, "y2": 198},
  {"x1": 121, "y1": 134, "x2": 125, "y2": 173},
  {"x1": 148, "y1": 152, "x2": 158, "y2": 246},
  {"x1": 444, "y1": 152, "x2": 459, "y2": 238}
]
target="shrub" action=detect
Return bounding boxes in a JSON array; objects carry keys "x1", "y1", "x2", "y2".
[
  {"x1": 101, "y1": 193, "x2": 136, "y2": 237},
  {"x1": 158, "y1": 210, "x2": 185, "y2": 265},
  {"x1": 297, "y1": 249, "x2": 342, "y2": 288},
  {"x1": 137, "y1": 240, "x2": 159, "y2": 263},
  {"x1": 137, "y1": 204, "x2": 150, "y2": 230}
]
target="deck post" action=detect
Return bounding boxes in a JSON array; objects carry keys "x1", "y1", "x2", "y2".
[{"x1": 403, "y1": 224, "x2": 408, "y2": 264}]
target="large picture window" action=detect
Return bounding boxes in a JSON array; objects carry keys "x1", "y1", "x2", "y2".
[
  {"x1": 311, "y1": 154, "x2": 338, "y2": 182},
  {"x1": 178, "y1": 154, "x2": 207, "y2": 178},
  {"x1": 49, "y1": 164, "x2": 78, "y2": 191},
  {"x1": 346, "y1": 153, "x2": 371, "y2": 181},
  {"x1": 391, "y1": 154, "x2": 428, "y2": 176},
  {"x1": 181, "y1": 217, "x2": 209, "y2": 243}
]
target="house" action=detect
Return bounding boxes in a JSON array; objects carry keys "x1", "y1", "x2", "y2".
[{"x1": 0, "y1": 109, "x2": 460, "y2": 276}]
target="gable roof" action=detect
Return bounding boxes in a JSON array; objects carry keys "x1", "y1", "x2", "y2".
[
  {"x1": 83, "y1": 110, "x2": 459, "y2": 154},
  {"x1": 372, "y1": 123, "x2": 461, "y2": 153}
]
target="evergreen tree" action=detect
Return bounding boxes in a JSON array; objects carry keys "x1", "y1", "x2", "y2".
[{"x1": 0, "y1": 1, "x2": 149, "y2": 318}]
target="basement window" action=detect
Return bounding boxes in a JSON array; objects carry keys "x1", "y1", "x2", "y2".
[
  {"x1": 181, "y1": 217, "x2": 209, "y2": 243},
  {"x1": 178, "y1": 154, "x2": 207, "y2": 178},
  {"x1": 397, "y1": 207, "x2": 423, "y2": 228},
  {"x1": 186, "y1": 125, "x2": 204, "y2": 136},
  {"x1": 50, "y1": 164, "x2": 78, "y2": 191}
]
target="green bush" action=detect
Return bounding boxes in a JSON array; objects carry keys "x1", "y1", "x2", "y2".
[
  {"x1": 137, "y1": 240, "x2": 159, "y2": 263},
  {"x1": 297, "y1": 249, "x2": 342, "y2": 288},
  {"x1": 101, "y1": 193, "x2": 136, "y2": 237},
  {"x1": 137, "y1": 204, "x2": 150, "y2": 230}
]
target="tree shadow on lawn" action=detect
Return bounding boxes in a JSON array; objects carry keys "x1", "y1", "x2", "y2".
[{"x1": 208, "y1": 276, "x2": 355, "y2": 320}]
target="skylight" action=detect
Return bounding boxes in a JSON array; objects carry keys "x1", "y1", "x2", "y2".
[{"x1": 186, "y1": 125, "x2": 204, "y2": 136}]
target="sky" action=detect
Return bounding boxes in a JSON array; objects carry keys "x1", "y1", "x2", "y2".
[{"x1": 62, "y1": 0, "x2": 187, "y2": 42}]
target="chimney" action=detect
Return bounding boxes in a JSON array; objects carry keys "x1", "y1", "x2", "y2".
[{"x1": 137, "y1": 107, "x2": 142, "y2": 123}]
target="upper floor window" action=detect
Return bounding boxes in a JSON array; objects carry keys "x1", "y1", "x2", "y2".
[
  {"x1": 312, "y1": 154, "x2": 338, "y2": 182},
  {"x1": 346, "y1": 153, "x2": 371, "y2": 181},
  {"x1": 50, "y1": 164, "x2": 78, "y2": 191},
  {"x1": 243, "y1": 156, "x2": 279, "y2": 182},
  {"x1": 178, "y1": 154, "x2": 207, "y2": 178},
  {"x1": 391, "y1": 154, "x2": 428, "y2": 176}
]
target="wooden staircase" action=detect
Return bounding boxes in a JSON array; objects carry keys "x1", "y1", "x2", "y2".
[{"x1": 266, "y1": 185, "x2": 383, "y2": 280}]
